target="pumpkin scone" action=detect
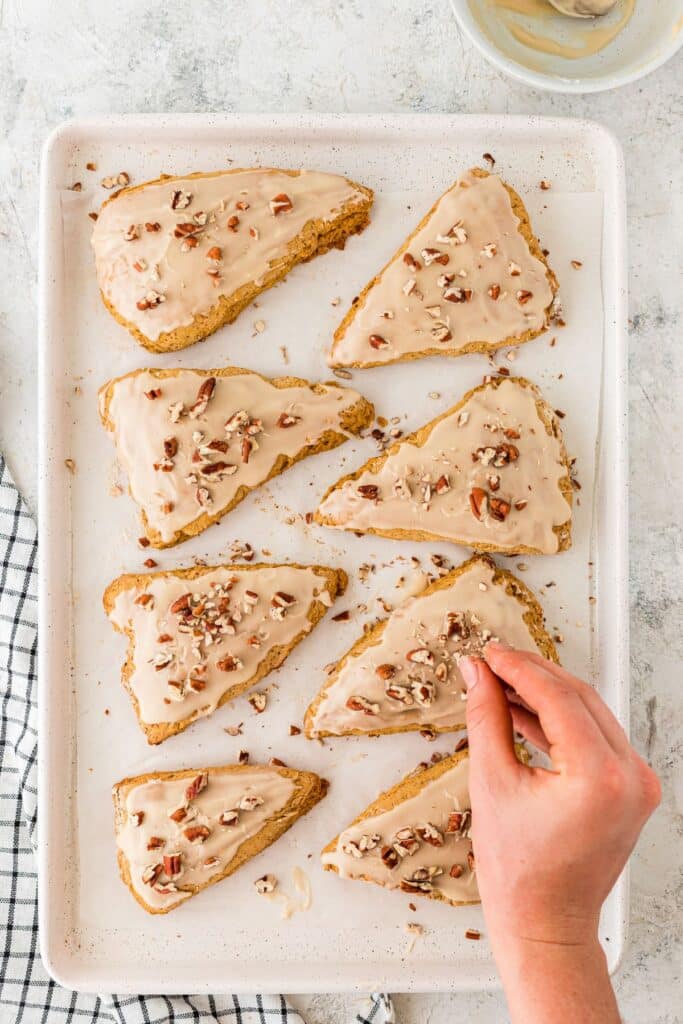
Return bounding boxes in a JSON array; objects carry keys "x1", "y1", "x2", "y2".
[
  {"x1": 92, "y1": 167, "x2": 373, "y2": 352},
  {"x1": 114, "y1": 763, "x2": 327, "y2": 914},
  {"x1": 322, "y1": 749, "x2": 478, "y2": 906},
  {"x1": 305, "y1": 554, "x2": 558, "y2": 739},
  {"x1": 99, "y1": 366, "x2": 374, "y2": 549},
  {"x1": 315, "y1": 376, "x2": 572, "y2": 556},
  {"x1": 329, "y1": 168, "x2": 557, "y2": 368},
  {"x1": 104, "y1": 562, "x2": 346, "y2": 744}
]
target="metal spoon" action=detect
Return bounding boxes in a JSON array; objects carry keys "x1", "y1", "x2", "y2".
[{"x1": 547, "y1": 0, "x2": 619, "y2": 16}]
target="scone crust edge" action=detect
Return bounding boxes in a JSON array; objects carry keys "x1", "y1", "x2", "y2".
[
  {"x1": 113, "y1": 763, "x2": 328, "y2": 915},
  {"x1": 304, "y1": 553, "x2": 559, "y2": 739},
  {"x1": 314, "y1": 375, "x2": 572, "y2": 556},
  {"x1": 329, "y1": 167, "x2": 558, "y2": 368},
  {"x1": 96, "y1": 168, "x2": 374, "y2": 353},
  {"x1": 103, "y1": 562, "x2": 348, "y2": 745},
  {"x1": 98, "y1": 365, "x2": 374, "y2": 549}
]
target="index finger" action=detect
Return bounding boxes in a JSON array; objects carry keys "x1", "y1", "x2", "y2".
[{"x1": 482, "y1": 644, "x2": 611, "y2": 773}]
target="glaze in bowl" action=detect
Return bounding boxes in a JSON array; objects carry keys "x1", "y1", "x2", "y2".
[{"x1": 450, "y1": 0, "x2": 683, "y2": 93}]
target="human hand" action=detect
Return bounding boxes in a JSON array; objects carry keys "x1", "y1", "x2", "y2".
[{"x1": 460, "y1": 644, "x2": 660, "y2": 1023}]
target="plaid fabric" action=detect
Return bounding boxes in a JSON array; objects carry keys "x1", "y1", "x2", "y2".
[{"x1": 0, "y1": 453, "x2": 394, "y2": 1023}]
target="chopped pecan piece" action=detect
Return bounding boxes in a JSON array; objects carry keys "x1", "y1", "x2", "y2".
[
  {"x1": 417, "y1": 823, "x2": 444, "y2": 847},
  {"x1": 219, "y1": 809, "x2": 239, "y2": 826},
  {"x1": 381, "y1": 845, "x2": 400, "y2": 868},
  {"x1": 450, "y1": 863, "x2": 464, "y2": 878},
  {"x1": 489, "y1": 496, "x2": 511, "y2": 522},
  {"x1": 163, "y1": 853, "x2": 182, "y2": 878},
  {"x1": 216, "y1": 654, "x2": 243, "y2": 672},
  {"x1": 357, "y1": 484, "x2": 380, "y2": 501},
  {"x1": 146, "y1": 836, "x2": 164, "y2": 850},
  {"x1": 184, "y1": 772, "x2": 208, "y2": 802},
  {"x1": 403, "y1": 252, "x2": 421, "y2": 271},
  {"x1": 406, "y1": 648, "x2": 434, "y2": 667},
  {"x1": 346, "y1": 695, "x2": 380, "y2": 715},
  {"x1": 183, "y1": 825, "x2": 211, "y2": 844},
  {"x1": 254, "y1": 874, "x2": 277, "y2": 894},
  {"x1": 376, "y1": 663, "x2": 397, "y2": 680},
  {"x1": 516, "y1": 289, "x2": 533, "y2": 305},
  {"x1": 369, "y1": 334, "x2": 389, "y2": 350},
  {"x1": 445, "y1": 810, "x2": 472, "y2": 838},
  {"x1": 248, "y1": 692, "x2": 267, "y2": 713},
  {"x1": 469, "y1": 487, "x2": 488, "y2": 520},
  {"x1": 189, "y1": 376, "x2": 216, "y2": 418},
  {"x1": 269, "y1": 193, "x2": 293, "y2": 215},
  {"x1": 276, "y1": 412, "x2": 300, "y2": 428},
  {"x1": 393, "y1": 827, "x2": 420, "y2": 857}
]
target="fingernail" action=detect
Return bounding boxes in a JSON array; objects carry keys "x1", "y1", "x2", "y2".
[{"x1": 460, "y1": 656, "x2": 480, "y2": 690}]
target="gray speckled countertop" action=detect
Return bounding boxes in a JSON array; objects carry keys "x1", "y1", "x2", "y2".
[{"x1": 0, "y1": 2, "x2": 680, "y2": 1021}]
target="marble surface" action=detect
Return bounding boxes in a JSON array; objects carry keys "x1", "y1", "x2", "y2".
[{"x1": 0, "y1": 1, "x2": 680, "y2": 1021}]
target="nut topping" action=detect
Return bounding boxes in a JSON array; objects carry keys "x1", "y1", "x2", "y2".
[
  {"x1": 163, "y1": 853, "x2": 183, "y2": 879},
  {"x1": 248, "y1": 692, "x2": 267, "y2": 713},
  {"x1": 516, "y1": 289, "x2": 533, "y2": 305},
  {"x1": 269, "y1": 193, "x2": 293, "y2": 215},
  {"x1": 381, "y1": 845, "x2": 400, "y2": 868},
  {"x1": 417, "y1": 823, "x2": 444, "y2": 847},
  {"x1": 219, "y1": 809, "x2": 239, "y2": 827},
  {"x1": 136, "y1": 290, "x2": 165, "y2": 311},
  {"x1": 421, "y1": 247, "x2": 449, "y2": 267},
  {"x1": 183, "y1": 825, "x2": 211, "y2": 844},
  {"x1": 185, "y1": 772, "x2": 208, "y2": 802},
  {"x1": 376, "y1": 663, "x2": 397, "y2": 680},
  {"x1": 357, "y1": 484, "x2": 380, "y2": 501},
  {"x1": 216, "y1": 654, "x2": 243, "y2": 672},
  {"x1": 276, "y1": 412, "x2": 300, "y2": 428},
  {"x1": 469, "y1": 487, "x2": 488, "y2": 520},
  {"x1": 254, "y1": 874, "x2": 277, "y2": 894},
  {"x1": 406, "y1": 648, "x2": 434, "y2": 667},
  {"x1": 369, "y1": 334, "x2": 389, "y2": 350},
  {"x1": 189, "y1": 376, "x2": 216, "y2": 418},
  {"x1": 403, "y1": 252, "x2": 421, "y2": 271},
  {"x1": 346, "y1": 695, "x2": 380, "y2": 716},
  {"x1": 170, "y1": 189, "x2": 192, "y2": 210}
]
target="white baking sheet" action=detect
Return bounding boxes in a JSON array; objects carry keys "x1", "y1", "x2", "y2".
[{"x1": 38, "y1": 114, "x2": 628, "y2": 994}]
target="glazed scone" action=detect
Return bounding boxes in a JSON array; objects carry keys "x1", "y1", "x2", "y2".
[
  {"x1": 99, "y1": 366, "x2": 374, "y2": 548},
  {"x1": 113, "y1": 763, "x2": 327, "y2": 914},
  {"x1": 104, "y1": 562, "x2": 346, "y2": 745},
  {"x1": 92, "y1": 167, "x2": 373, "y2": 352},
  {"x1": 315, "y1": 376, "x2": 572, "y2": 556},
  {"x1": 305, "y1": 554, "x2": 558, "y2": 739},
  {"x1": 322, "y1": 750, "x2": 478, "y2": 906},
  {"x1": 329, "y1": 168, "x2": 557, "y2": 368}
]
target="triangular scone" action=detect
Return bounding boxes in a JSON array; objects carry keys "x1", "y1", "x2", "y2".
[
  {"x1": 305, "y1": 555, "x2": 558, "y2": 739},
  {"x1": 329, "y1": 168, "x2": 557, "y2": 368},
  {"x1": 104, "y1": 562, "x2": 346, "y2": 745},
  {"x1": 316, "y1": 376, "x2": 572, "y2": 556},
  {"x1": 92, "y1": 167, "x2": 373, "y2": 353},
  {"x1": 322, "y1": 750, "x2": 478, "y2": 906},
  {"x1": 114, "y1": 763, "x2": 327, "y2": 914},
  {"x1": 99, "y1": 366, "x2": 374, "y2": 548}
]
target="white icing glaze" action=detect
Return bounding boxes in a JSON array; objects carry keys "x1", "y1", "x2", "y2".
[
  {"x1": 116, "y1": 767, "x2": 295, "y2": 911},
  {"x1": 322, "y1": 755, "x2": 477, "y2": 904},
  {"x1": 308, "y1": 558, "x2": 544, "y2": 737},
  {"x1": 102, "y1": 368, "x2": 368, "y2": 543},
  {"x1": 317, "y1": 377, "x2": 570, "y2": 554},
  {"x1": 92, "y1": 168, "x2": 368, "y2": 341},
  {"x1": 109, "y1": 564, "x2": 334, "y2": 728},
  {"x1": 330, "y1": 170, "x2": 553, "y2": 367}
]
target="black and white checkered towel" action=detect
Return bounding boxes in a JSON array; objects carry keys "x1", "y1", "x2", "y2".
[{"x1": 0, "y1": 454, "x2": 394, "y2": 1024}]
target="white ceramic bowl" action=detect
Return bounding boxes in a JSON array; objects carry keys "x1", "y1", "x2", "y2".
[{"x1": 450, "y1": 0, "x2": 683, "y2": 93}]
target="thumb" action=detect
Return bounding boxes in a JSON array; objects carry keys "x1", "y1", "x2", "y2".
[{"x1": 461, "y1": 656, "x2": 519, "y2": 782}]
